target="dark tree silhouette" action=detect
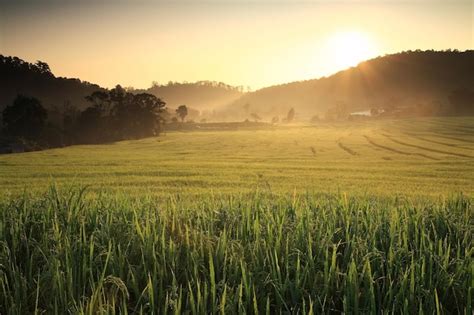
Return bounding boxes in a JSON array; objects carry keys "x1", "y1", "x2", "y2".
[
  {"x1": 77, "y1": 106, "x2": 106, "y2": 143},
  {"x1": 176, "y1": 105, "x2": 188, "y2": 122},
  {"x1": 61, "y1": 103, "x2": 80, "y2": 145},
  {"x1": 85, "y1": 91, "x2": 110, "y2": 110},
  {"x1": 35, "y1": 61, "x2": 52, "y2": 75},
  {"x1": 286, "y1": 108, "x2": 295, "y2": 123},
  {"x1": 77, "y1": 86, "x2": 167, "y2": 143},
  {"x1": 131, "y1": 93, "x2": 166, "y2": 137},
  {"x1": 108, "y1": 85, "x2": 133, "y2": 139},
  {"x1": 2, "y1": 95, "x2": 47, "y2": 140},
  {"x1": 0, "y1": 56, "x2": 170, "y2": 151}
]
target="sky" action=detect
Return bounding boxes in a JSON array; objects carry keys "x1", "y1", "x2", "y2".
[{"x1": 0, "y1": 0, "x2": 472, "y2": 90}]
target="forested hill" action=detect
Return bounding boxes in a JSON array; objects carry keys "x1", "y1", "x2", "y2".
[
  {"x1": 224, "y1": 50, "x2": 474, "y2": 120},
  {"x1": 0, "y1": 55, "x2": 103, "y2": 111},
  {"x1": 132, "y1": 81, "x2": 244, "y2": 111},
  {"x1": 2, "y1": 51, "x2": 472, "y2": 122},
  {"x1": 0, "y1": 55, "x2": 244, "y2": 114}
]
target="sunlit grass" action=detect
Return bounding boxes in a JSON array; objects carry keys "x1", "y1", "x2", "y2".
[
  {"x1": 0, "y1": 117, "x2": 473, "y2": 313},
  {"x1": 0, "y1": 186, "x2": 472, "y2": 314},
  {"x1": 0, "y1": 117, "x2": 473, "y2": 198}
]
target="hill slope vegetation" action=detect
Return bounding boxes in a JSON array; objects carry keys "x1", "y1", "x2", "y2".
[
  {"x1": 0, "y1": 55, "x2": 103, "y2": 112},
  {"x1": 0, "y1": 55, "x2": 244, "y2": 119},
  {"x1": 134, "y1": 81, "x2": 244, "y2": 112},
  {"x1": 224, "y1": 50, "x2": 474, "y2": 120}
]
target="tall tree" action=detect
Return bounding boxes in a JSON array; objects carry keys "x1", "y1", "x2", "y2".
[
  {"x1": 2, "y1": 95, "x2": 47, "y2": 140},
  {"x1": 176, "y1": 105, "x2": 188, "y2": 122},
  {"x1": 286, "y1": 108, "x2": 295, "y2": 123},
  {"x1": 77, "y1": 105, "x2": 106, "y2": 143},
  {"x1": 78, "y1": 87, "x2": 167, "y2": 143},
  {"x1": 132, "y1": 93, "x2": 166, "y2": 137},
  {"x1": 35, "y1": 61, "x2": 52, "y2": 75}
]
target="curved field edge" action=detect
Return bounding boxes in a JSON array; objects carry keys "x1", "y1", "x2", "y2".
[{"x1": 0, "y1": 187, "x2": 472, "y2": 314}]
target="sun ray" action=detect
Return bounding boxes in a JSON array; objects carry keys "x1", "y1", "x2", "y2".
[{"x1": 325, "y1": 31, "x2": 379, "y2": 70}]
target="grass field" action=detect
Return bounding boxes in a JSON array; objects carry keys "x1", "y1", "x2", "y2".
[
  {"x1": 0, "y1": 117, "x2": 473, "y2": 314},
  {"x1": 1, "y1": 117, "x2": 473, "y2": 197}
]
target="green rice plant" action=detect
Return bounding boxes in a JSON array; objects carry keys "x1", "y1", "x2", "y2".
[{"x1": 0, "y1": 186, "x2": 472, "y2": 314}]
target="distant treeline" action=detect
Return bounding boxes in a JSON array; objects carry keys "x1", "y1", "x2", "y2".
[
  {"x1": 150, "y1": 80, "x2": 244, "y2": 91},
  {"x1": 132, "y1": 80, "x2": 244, "y2": 112},
  {"x1": 0, "y1": 87, "x2": 167, "y2": 153}
]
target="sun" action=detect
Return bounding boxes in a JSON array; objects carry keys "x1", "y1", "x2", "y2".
[{"x1": 325, "y1": 31, "x2": 378, "y2": 69}]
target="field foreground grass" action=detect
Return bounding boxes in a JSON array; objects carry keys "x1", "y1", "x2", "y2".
[{"x1": 1, "y1": 187, "x2": 472, "y2": 314}]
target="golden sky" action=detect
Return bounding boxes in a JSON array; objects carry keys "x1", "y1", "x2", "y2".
[{"x1": 1, "y1": 1, "x2": 472, "y2": 89}]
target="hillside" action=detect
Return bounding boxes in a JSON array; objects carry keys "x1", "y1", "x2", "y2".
[
  {"x1": 0, "y1": 55, "x2": 104, "y2": 112},
  {"x1": 0, "y1": 56, "x2": 244, "y2": 119},
  {"x1": 222, "y1": 50, "x2": 474, "y2": 120},
  {"x1": 132, "y1": 81, "x2": 244, "y2": 118},
  {"x1": 2, "y1": 51, "x2": 472, "y2": 123}
]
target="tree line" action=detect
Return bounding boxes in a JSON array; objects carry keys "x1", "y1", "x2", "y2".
[
  {"x1": 0, "y1": 55, "x2": 102, "y2": 113},
  {"x1": 1, "y1": 85, "x2": 167, "y2": 151}
]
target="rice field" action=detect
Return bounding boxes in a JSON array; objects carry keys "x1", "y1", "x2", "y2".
[
  {"x1": 0, "y1": 117, "x2": 473, "y2": 313},
  {"x1": 1, "y1": 117, "x2": 473, "y2": 197}
]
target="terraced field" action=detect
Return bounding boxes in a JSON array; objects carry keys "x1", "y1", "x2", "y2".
[{"x1": 0, "y1": 117, "x2": 472, "y2": 197}]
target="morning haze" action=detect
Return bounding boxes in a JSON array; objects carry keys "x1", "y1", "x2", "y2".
[
  {"x1": 1, "y1": 0, "x2": 472, "y2": 89},
  {"x1": 0, "y1": 0, "x2": 473, "y2": 314}
]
